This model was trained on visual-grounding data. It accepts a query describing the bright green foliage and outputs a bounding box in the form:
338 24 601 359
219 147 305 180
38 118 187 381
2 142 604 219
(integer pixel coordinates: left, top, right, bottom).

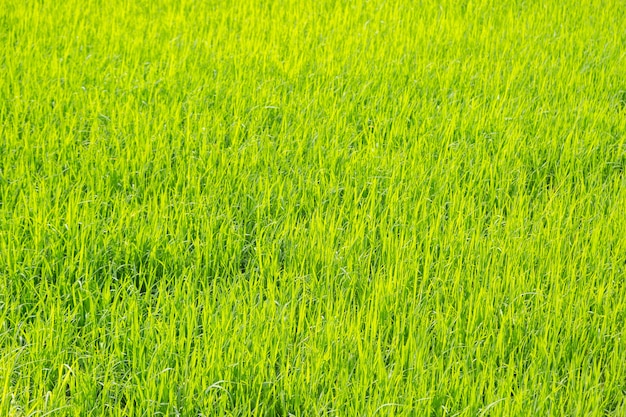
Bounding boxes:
1 0 626 415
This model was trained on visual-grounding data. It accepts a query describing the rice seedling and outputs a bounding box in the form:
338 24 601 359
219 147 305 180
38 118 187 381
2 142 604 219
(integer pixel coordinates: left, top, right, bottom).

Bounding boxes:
1 0 625 415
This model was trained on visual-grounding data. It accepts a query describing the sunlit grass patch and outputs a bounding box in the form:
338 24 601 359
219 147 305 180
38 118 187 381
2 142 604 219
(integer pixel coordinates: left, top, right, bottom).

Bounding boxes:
1 0 626 415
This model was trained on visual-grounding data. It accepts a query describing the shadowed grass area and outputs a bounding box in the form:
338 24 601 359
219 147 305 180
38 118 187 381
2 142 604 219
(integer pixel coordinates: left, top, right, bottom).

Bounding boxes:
1 0 626 415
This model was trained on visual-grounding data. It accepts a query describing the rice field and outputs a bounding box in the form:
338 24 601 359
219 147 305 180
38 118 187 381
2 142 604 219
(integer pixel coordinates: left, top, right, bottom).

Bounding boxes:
1 0 626 415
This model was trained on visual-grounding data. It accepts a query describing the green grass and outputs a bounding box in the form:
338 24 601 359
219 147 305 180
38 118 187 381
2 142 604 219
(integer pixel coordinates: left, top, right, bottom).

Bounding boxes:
1 0 626 415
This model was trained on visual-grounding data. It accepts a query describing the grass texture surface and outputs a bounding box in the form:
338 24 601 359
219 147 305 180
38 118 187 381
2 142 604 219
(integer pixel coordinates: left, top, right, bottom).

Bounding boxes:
1 0 626 415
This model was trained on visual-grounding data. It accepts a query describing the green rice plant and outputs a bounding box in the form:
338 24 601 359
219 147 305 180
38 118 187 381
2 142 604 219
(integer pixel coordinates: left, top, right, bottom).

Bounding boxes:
1 0 625 415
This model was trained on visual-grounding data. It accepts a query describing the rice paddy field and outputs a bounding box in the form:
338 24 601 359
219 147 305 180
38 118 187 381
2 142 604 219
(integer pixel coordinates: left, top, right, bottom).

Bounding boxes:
1 0 626 415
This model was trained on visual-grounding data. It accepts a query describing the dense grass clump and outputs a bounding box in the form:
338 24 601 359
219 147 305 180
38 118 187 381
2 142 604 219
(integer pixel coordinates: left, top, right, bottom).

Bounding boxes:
1 0 626 415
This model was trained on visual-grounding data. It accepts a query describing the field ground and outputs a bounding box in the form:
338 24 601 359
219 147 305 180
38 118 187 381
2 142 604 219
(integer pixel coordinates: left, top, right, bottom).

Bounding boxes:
1 0 626 415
